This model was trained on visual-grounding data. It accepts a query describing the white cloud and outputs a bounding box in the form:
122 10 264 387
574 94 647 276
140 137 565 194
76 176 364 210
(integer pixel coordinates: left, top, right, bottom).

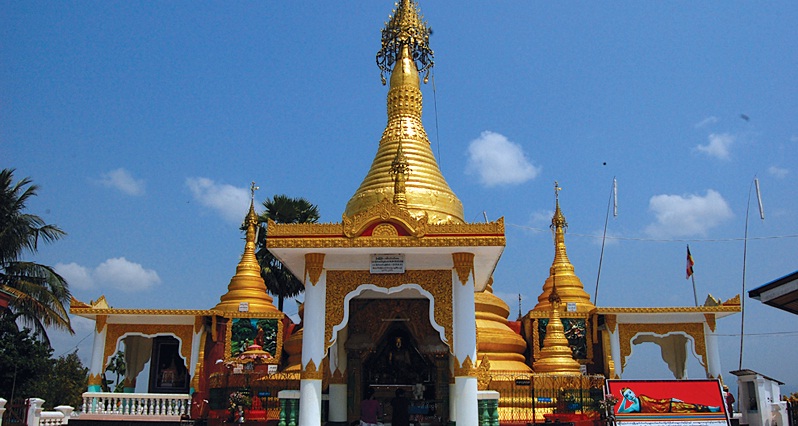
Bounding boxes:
694 116 719 128
768 166 789 178
645 190 733 238
466 131 541 187
186 177 250 223
54 262 95 290
99 168 145 196
696 133 734 160
55 258 161 293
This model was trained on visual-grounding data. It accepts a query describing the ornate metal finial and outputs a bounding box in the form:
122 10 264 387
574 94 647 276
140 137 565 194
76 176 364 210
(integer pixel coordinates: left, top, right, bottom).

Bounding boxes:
390 142 411 207
376 0 434 85
250 181 260 203
551 181 567 232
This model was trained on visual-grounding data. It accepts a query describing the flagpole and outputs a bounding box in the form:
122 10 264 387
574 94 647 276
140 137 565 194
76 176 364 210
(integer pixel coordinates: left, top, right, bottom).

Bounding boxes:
687 244 698 306
691 271 698 307
593 177 616 305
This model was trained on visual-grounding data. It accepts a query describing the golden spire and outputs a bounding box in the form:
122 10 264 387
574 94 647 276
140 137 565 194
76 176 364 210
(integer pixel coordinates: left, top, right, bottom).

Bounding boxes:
344 0 465 224
534 182 595 312
214 183 280 314
533 279 582 374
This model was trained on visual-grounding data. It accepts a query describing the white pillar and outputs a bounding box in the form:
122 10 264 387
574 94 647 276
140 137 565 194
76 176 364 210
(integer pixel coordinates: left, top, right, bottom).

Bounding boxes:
703 322 721 379
26 398 44 426
607 325 622 379
88 319 108 391
328 327 348 424
0 398 7 426
299 253 326 426
452 253 478 426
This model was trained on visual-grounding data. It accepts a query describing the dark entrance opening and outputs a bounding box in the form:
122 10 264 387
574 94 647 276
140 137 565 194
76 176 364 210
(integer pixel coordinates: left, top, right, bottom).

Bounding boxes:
148 335 189 393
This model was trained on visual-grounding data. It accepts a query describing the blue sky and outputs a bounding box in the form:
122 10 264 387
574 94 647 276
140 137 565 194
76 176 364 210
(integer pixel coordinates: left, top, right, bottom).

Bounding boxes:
3 2 797 395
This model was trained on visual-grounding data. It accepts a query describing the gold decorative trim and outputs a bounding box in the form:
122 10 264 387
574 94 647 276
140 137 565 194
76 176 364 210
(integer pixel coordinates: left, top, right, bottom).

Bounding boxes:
704 314 716 332
619 322 707 371
268 215 505 238
88 373 103 387
597 305 740 314
301 359 323 381
329 367 346 384
105 323 194 368
605 314 617 333
372 223 400 237
342 199 427 238
326 270 453 353
723 294 741 306
453 355 475 377
269 235 505 249
452 252 474 285
531 319 540 361
476 355 492 390
96 315 107 333
305 253 325 285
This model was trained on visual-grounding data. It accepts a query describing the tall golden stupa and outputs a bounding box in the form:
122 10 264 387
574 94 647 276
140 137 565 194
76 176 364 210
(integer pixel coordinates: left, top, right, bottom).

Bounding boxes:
344 0 464 225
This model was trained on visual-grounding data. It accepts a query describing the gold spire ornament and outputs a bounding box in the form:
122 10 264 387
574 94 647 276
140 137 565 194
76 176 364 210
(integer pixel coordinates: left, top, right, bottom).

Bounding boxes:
214 184 280 314
345 0 464 224
534 182 595 312
376 0 434 85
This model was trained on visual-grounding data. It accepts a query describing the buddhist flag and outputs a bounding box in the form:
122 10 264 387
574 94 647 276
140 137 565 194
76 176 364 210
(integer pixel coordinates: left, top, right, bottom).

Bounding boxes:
686 245 695 279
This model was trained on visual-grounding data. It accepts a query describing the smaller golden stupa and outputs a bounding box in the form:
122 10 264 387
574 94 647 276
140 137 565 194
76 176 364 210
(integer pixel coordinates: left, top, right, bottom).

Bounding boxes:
213 185 280 314
533 279 582 374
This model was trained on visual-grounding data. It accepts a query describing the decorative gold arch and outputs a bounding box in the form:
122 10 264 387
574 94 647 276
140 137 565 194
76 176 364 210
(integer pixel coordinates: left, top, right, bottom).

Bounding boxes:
325 269 453 353
104 323 194 367
618 322 707 371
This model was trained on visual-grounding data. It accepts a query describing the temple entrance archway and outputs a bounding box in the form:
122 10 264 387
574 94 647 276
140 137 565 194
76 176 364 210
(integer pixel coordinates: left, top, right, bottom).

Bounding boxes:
343 297 450 424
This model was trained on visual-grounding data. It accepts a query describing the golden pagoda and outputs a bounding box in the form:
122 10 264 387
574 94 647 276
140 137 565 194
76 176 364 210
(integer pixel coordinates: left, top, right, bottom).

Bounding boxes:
213 186 280 315
344 0 464 224
534 182 595 313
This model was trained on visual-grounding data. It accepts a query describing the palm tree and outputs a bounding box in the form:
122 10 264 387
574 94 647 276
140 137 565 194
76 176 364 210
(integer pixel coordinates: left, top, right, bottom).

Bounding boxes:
0 168 72 345
255 195 320 312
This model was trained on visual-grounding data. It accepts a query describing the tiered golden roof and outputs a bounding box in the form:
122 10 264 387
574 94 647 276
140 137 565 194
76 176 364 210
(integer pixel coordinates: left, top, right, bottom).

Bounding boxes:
344 0 464 225
213 199 281 314
475 277 531 372
534 183 595 312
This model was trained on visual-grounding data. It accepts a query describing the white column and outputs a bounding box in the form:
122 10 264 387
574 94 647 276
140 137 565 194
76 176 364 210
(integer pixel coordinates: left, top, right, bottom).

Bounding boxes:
703 321 721 379
26 398 44 426
88 318 108 391
299 253 326 426
608 326 622 379
328 327 348 425
190 322 203 394
452 253 478 426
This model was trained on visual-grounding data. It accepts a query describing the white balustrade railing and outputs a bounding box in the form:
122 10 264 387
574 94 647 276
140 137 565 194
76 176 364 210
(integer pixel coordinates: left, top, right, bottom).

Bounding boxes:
25 399 74 426
80 392 190 420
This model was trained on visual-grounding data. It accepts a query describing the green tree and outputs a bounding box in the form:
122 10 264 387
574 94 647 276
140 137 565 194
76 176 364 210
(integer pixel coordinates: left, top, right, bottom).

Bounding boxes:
255 195 320 312
104 350 126 393
29 351 89 409
0 311 53 400
0 169 72 344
